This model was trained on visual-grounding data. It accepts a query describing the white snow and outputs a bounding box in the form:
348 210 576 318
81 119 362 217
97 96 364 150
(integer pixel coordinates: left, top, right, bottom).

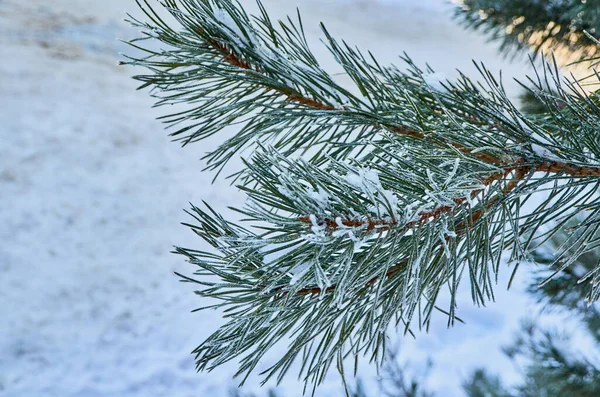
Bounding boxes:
214 7 257 48
346 167 401 218
275 183 295 200
2 0 594 396
305 186 330 209
501 108 562 161
532 143 562 161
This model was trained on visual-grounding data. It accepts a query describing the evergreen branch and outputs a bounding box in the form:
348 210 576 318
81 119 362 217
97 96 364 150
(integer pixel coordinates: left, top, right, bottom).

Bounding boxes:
125 0 600 391
137 4 600 176
170 145 600 386
126 0 600 176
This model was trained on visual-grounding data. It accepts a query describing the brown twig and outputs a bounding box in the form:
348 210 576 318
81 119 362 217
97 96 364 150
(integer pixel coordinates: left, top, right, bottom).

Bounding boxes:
203 30 600 177
208 38 336 110
298 165 522 233
297 157 597 244
293 261 408 296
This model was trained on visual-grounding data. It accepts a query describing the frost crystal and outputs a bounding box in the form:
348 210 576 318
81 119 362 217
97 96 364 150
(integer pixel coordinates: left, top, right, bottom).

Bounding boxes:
331 216 367 250
345 168 381 190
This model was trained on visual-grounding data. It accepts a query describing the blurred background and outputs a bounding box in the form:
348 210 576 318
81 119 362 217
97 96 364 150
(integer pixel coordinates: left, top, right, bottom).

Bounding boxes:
0 0 592 396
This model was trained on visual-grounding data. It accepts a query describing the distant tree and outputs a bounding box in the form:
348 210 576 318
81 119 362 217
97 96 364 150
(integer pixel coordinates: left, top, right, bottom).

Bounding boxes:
462 215 600 397
455 0 600 61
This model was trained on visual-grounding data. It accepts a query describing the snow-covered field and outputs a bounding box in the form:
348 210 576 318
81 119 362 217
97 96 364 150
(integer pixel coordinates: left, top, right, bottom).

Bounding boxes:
0 0 584 396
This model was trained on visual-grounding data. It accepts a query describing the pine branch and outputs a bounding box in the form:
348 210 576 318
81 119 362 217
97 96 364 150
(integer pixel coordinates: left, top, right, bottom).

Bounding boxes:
125 0 600 391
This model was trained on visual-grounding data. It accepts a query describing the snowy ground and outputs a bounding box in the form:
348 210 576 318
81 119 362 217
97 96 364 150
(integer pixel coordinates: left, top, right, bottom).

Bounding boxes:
0 1 587 396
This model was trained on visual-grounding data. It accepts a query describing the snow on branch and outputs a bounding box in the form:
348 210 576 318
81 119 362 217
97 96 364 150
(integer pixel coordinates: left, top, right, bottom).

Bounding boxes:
126 0 600 391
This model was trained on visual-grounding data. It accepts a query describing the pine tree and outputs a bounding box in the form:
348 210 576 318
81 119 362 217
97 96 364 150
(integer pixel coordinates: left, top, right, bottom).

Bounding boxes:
454 0 600 61
462 215 600 396
123 0 600 392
